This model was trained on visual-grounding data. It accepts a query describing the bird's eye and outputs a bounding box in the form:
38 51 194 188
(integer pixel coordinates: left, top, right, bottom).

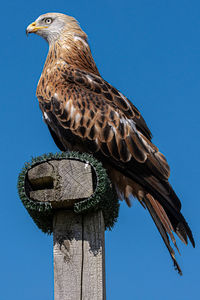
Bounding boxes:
45 18 52 25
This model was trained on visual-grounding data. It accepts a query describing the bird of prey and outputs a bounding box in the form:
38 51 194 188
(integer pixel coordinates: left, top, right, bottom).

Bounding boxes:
26 12 195 274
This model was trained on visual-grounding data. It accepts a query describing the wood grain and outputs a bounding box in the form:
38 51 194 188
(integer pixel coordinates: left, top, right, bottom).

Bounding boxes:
53 210 83 300
28 159 93 208
53 210 106 300
82 210 106 300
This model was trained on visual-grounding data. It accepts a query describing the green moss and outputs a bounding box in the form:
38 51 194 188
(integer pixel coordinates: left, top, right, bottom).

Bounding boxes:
17 152 119 233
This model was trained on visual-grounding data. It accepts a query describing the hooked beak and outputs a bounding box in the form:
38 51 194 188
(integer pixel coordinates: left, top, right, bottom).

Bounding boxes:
26 21 47 36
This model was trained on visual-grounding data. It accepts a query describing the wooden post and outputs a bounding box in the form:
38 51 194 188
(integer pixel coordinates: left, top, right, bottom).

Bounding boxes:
27 159 106 300
53 210 105 300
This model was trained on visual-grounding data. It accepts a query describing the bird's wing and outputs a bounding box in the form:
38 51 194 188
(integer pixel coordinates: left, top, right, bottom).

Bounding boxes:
37 64 169 179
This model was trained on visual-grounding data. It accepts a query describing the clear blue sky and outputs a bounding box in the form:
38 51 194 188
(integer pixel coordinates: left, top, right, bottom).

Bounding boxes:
1 0 199 299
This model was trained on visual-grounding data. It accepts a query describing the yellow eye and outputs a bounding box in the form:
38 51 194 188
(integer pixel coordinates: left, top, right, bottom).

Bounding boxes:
45 18 52 25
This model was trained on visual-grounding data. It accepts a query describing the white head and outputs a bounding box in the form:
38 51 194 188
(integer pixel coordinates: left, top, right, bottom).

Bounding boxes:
26 13 86 45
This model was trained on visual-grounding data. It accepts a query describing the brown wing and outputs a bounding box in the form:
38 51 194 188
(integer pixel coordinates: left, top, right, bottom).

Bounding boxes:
37 64 169 177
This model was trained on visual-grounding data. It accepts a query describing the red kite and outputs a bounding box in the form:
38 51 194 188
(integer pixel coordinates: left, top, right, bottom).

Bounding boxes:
26 13 195 274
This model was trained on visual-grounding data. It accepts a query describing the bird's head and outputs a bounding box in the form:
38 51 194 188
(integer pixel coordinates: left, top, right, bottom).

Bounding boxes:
26 13 86 45
26 12 99 74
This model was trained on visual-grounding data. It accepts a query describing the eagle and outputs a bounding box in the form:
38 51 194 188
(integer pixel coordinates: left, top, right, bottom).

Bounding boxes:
26 12 195 274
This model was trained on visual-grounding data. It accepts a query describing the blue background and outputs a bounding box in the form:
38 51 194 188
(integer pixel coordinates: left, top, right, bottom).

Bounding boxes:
1 0 199 299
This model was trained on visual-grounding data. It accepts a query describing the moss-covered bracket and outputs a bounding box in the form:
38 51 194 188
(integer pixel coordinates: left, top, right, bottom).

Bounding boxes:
18 151 119 233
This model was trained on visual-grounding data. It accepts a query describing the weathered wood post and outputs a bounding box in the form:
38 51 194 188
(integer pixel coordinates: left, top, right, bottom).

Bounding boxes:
18 152 119 300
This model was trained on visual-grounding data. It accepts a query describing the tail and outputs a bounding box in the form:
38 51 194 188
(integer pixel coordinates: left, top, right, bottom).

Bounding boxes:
105 164 195 274
142 193 195 275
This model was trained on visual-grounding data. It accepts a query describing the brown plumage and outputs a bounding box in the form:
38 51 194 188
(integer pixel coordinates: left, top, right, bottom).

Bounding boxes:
26 12 195 274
